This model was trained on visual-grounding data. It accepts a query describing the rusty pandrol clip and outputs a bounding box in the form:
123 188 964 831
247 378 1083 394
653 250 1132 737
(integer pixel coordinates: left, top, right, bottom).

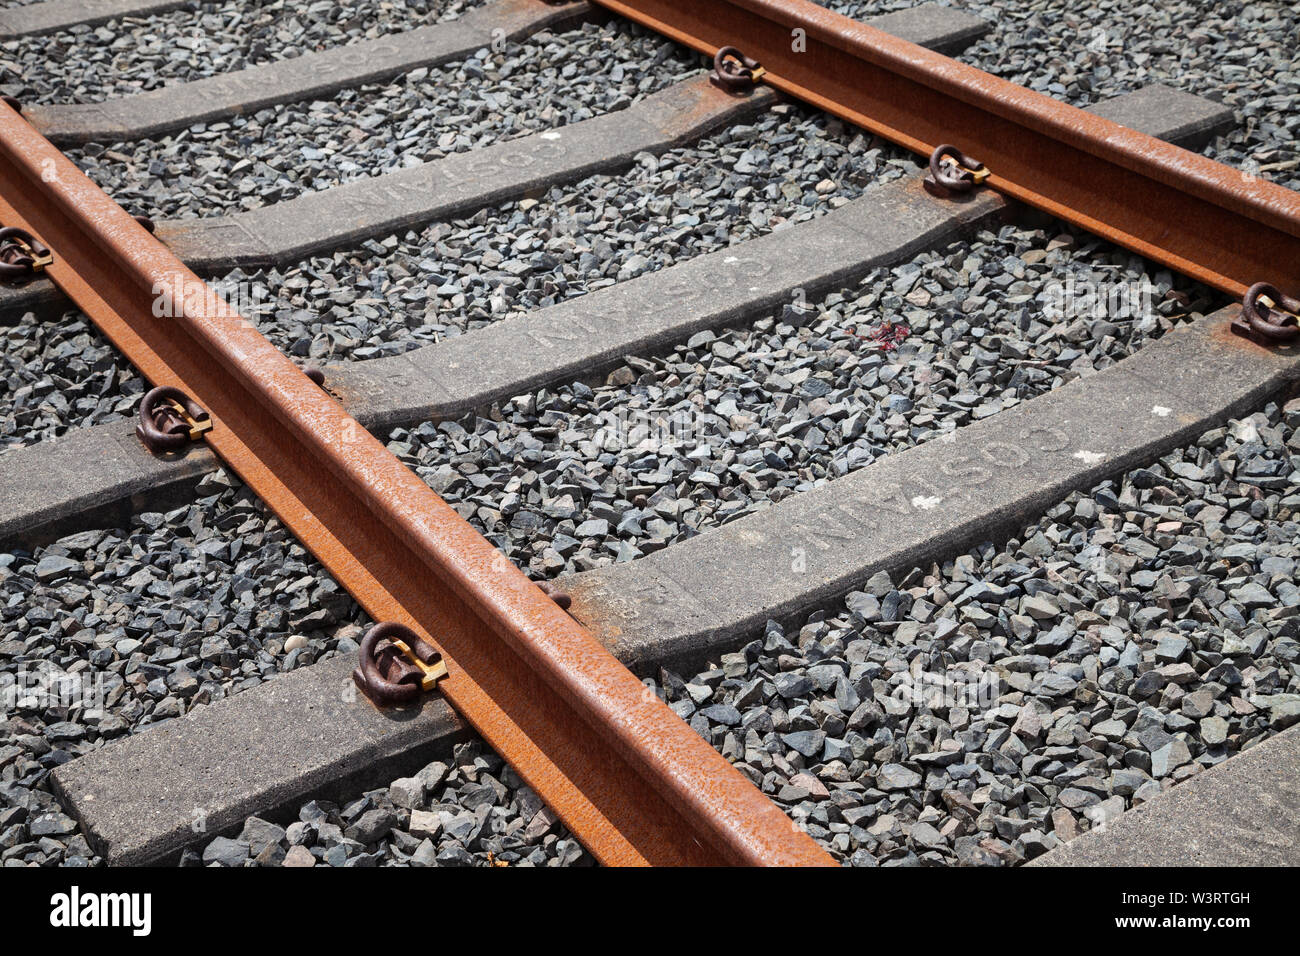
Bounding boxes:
353 622 448 707
925 144 990 196
711 46 766 93
0 225 52 281
136 385 213 454
1232 282 1300 346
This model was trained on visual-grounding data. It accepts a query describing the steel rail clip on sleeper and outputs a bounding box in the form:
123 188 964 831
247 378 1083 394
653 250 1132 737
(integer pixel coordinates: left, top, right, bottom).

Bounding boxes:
354 622 449 707
135 385 212 454
925 144 989 196
1234 282 1300 346
0 92 833 867
0 224 51 280
710 45 766 93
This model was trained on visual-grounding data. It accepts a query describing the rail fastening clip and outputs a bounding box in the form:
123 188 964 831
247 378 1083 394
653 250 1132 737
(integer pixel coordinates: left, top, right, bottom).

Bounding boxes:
925 144 990 196
353 622 448 707
1233 281 1300 346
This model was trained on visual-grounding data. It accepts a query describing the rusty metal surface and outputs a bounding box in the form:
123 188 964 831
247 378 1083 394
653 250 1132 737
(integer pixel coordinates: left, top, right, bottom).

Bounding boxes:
590 0 1300 299
0 104 833 866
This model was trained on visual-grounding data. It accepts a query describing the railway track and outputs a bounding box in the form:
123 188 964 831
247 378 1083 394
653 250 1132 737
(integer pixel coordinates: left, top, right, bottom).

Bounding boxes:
0 0 1297 869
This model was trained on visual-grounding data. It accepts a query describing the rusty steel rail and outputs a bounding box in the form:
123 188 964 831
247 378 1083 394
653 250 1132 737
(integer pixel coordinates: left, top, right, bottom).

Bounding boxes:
592 0 1300 300
0 104 833 867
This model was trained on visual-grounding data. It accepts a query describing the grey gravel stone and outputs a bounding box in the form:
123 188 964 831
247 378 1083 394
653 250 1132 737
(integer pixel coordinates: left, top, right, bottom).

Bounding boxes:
345 806 395 842
877 764 922 791
239 816 286 856
283 844 315 867
202 835 249 868
1200 716 1229 747
32 554 81 582
388 776 425 810
1151 740 1192 778
28 811 77 837
1262 695 1300 730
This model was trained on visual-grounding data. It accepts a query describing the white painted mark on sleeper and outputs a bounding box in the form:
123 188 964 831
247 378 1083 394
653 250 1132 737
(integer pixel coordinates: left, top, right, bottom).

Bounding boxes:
911 495 943 510
1073 450 1106 464
1151 405 1171 417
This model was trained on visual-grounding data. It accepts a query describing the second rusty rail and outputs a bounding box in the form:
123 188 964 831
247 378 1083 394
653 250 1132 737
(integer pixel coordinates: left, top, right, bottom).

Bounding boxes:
594 0 1300 302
